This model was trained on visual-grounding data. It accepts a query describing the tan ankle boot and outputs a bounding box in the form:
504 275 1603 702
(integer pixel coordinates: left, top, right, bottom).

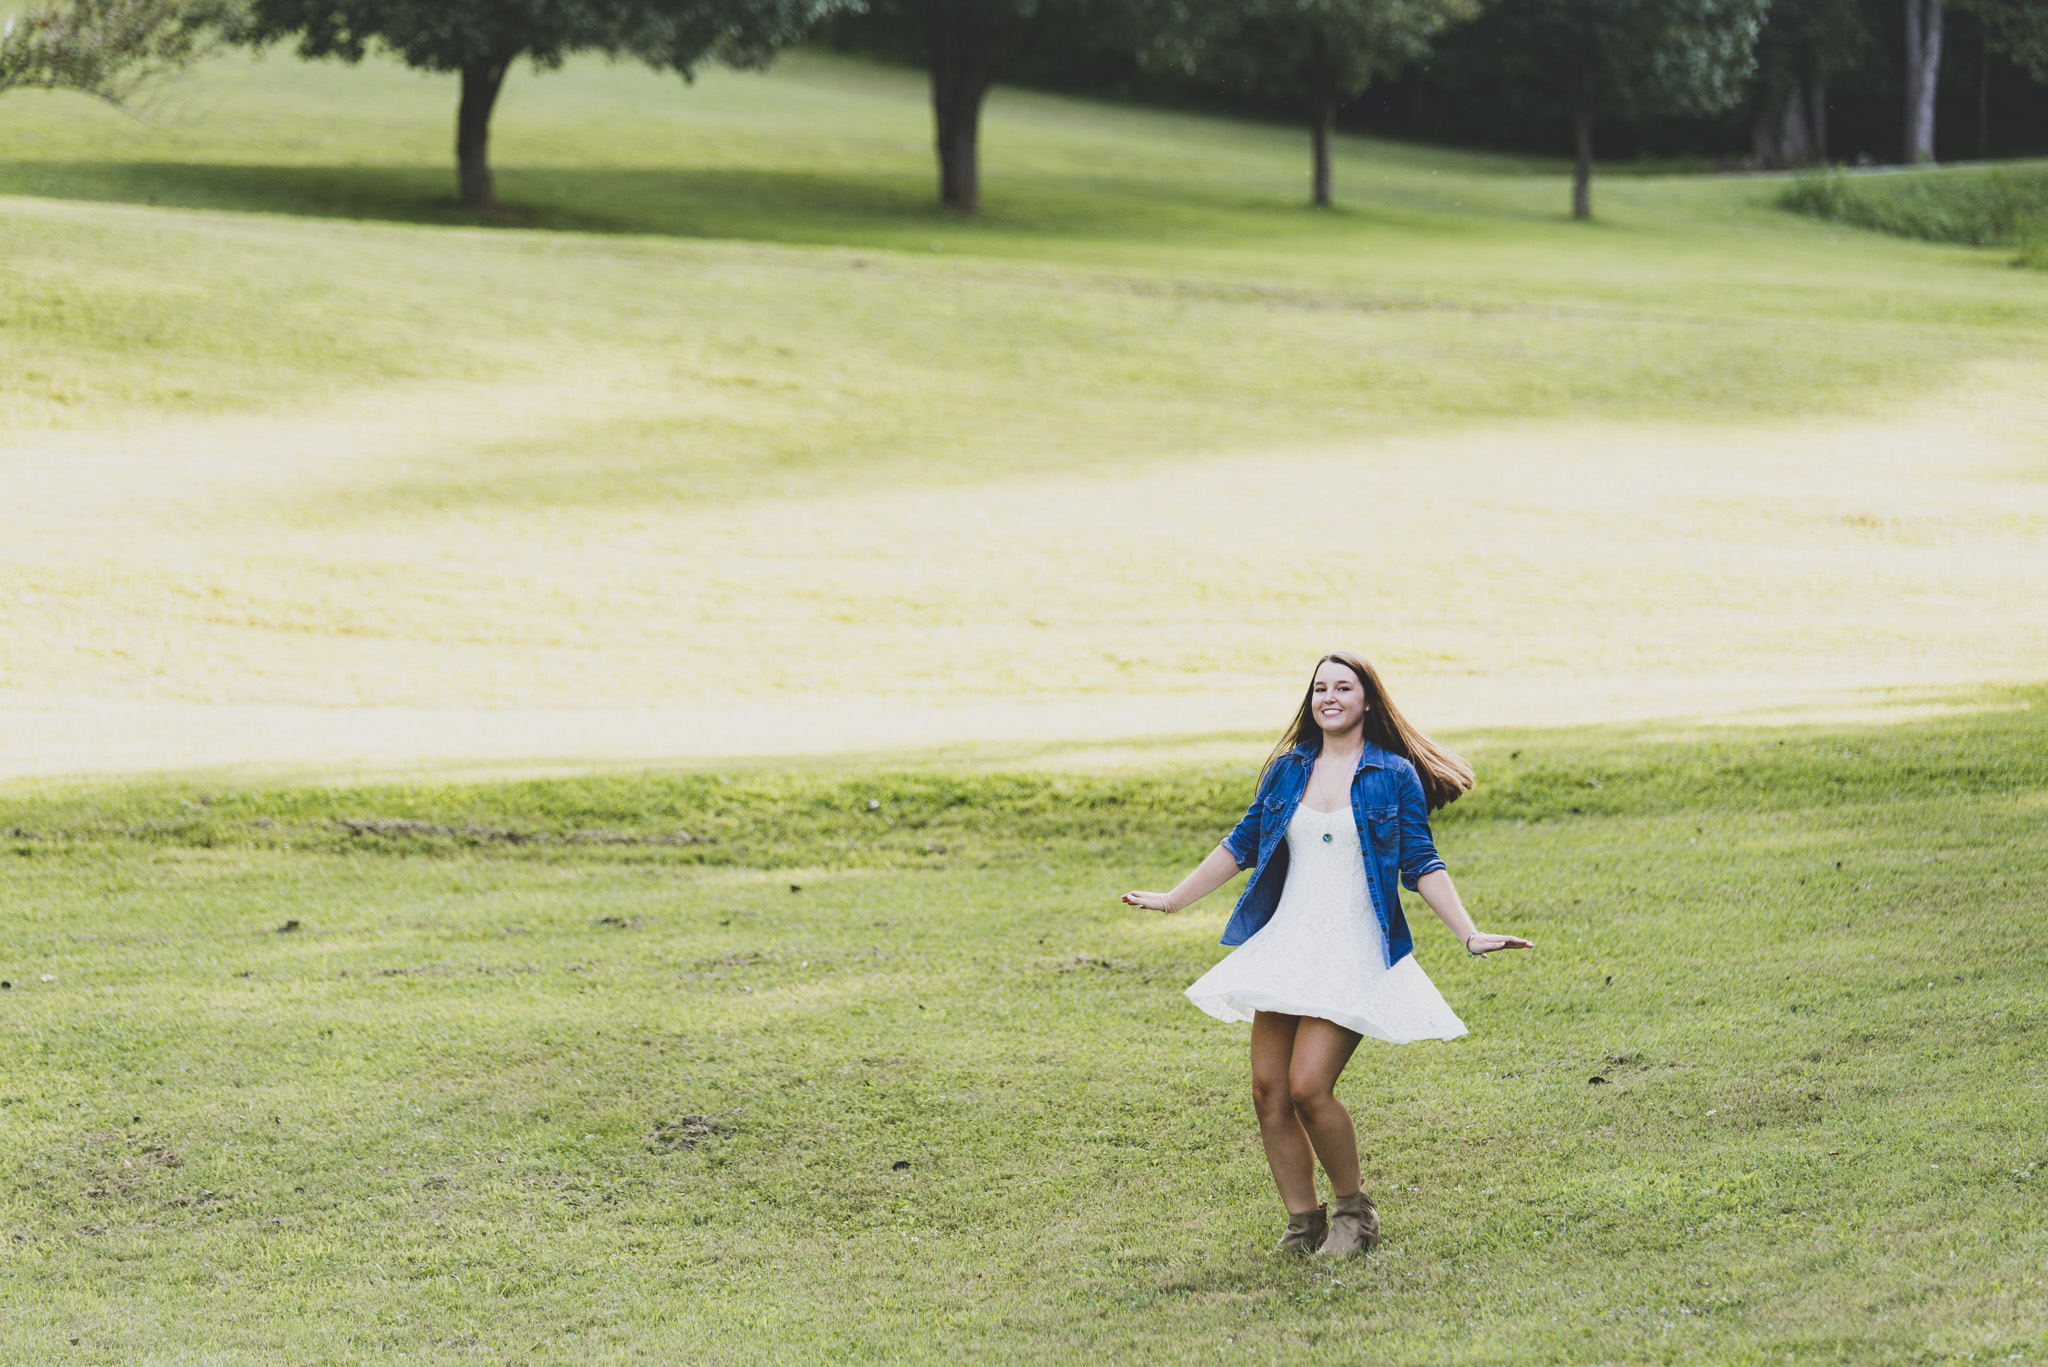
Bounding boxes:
1317 1190 1379 1256
1273 1204 1328 1253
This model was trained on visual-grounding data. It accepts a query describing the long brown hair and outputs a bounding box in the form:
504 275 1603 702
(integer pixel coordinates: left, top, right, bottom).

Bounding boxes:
1263 652 1474 810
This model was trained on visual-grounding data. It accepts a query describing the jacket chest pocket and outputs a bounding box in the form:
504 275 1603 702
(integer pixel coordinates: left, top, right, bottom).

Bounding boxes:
1364 808 1399 864
1259 795 1288 852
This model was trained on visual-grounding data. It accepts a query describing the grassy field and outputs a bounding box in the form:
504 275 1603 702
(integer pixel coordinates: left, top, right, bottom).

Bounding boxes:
2 51 2047 777
1 46 2045 1364
2 693 2044 1362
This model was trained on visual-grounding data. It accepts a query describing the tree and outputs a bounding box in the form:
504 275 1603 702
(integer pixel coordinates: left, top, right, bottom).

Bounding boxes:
1177 0 1480 207
1903 0 1942 160
830 0 1132 212
1950 0 2048 155
1749 0 1880 166
1474 0 1764 218
1970 0 2048 74
0 0 235 107
237 1 834 208
1959 0 2048 75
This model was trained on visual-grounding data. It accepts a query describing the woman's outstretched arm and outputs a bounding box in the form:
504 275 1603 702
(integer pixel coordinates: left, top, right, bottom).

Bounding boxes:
1414 869 1532 956
1122 844 1244 914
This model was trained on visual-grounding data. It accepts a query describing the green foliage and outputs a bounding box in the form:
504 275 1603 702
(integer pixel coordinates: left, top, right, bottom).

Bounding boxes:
236 0 835 74
1751 0 1880 87
235 0 841 204
1475 0 1766 120
0 0 236 103
1166 0 1480 104
830 0 1133 79
1964 0 2048 83
2 699 2045 1358
1782 165 2048 260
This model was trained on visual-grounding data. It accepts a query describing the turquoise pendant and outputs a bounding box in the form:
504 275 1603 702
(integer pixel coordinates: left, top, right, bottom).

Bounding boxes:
1322 832 1333 842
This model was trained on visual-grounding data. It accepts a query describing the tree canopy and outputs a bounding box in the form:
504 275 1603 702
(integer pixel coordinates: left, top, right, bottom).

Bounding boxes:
238 0 836 205
1 0 235 105
1966 0 2048 82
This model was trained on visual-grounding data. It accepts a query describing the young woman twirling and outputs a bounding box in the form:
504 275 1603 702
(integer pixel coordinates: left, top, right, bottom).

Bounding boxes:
1122 653 1531 1256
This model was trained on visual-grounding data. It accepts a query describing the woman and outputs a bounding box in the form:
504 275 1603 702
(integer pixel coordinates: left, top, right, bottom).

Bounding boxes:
1122 653 1530 1256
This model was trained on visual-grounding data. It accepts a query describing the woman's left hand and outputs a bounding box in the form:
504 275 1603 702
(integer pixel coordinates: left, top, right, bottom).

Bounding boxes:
1121 891 1177 913
1464 932 1533 955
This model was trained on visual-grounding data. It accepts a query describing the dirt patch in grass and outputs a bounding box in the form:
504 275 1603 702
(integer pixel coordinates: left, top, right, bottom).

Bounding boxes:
649 1116 728 1153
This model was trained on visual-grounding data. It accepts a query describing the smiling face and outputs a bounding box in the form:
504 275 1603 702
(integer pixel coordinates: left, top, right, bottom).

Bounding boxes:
1309 659 1369 740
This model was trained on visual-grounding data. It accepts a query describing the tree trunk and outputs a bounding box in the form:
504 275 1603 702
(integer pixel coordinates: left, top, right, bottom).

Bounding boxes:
1978 33 1990 159
929 8 989 212
1806 78 1828 163
1572 106 1594 220
1903 0 1943 164
457 58 510 209
1753 102 1782 167
1311 95 1335 208
1781 90 1814 165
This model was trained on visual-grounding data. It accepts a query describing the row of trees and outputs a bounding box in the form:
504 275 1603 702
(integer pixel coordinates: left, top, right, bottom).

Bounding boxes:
837 0 1774 218
1389 0 2048 168
7 0 2047 220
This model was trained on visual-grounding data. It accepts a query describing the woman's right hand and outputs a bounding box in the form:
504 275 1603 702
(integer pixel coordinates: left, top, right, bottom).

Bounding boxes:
1121 891 1177 913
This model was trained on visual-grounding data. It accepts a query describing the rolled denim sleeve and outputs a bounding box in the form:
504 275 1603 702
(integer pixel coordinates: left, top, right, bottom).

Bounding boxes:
1396 764 1447 891
1222 791 1264 870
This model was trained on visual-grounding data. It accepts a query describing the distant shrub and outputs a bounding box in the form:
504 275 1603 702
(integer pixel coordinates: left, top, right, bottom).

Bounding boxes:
1780 166 2048 264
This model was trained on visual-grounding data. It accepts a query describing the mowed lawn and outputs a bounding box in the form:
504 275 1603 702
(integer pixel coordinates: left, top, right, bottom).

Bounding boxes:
3 52 2048 777
3 696 2045 1363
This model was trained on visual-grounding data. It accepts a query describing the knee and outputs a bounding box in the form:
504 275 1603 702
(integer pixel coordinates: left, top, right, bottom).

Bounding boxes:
1289 1078 1336 1117
1251 1075 1293 1122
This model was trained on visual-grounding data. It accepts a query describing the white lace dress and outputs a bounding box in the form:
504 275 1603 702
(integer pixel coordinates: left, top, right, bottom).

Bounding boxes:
1185 803 1468 1043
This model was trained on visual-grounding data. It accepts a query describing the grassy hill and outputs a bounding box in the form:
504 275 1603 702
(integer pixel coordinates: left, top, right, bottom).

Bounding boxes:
2 50 2045 778
2 47 2043 448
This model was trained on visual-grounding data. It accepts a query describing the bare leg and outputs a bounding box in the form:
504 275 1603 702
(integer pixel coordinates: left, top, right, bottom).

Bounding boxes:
1287 1017 1364 1197
1250 1011 1320 1213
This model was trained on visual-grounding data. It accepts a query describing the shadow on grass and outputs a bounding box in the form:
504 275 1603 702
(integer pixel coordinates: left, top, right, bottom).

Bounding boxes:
0 159 1462 251
0 160 930 236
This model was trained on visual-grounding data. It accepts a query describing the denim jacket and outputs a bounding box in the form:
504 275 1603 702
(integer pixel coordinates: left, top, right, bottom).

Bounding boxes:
1219 740 1448 967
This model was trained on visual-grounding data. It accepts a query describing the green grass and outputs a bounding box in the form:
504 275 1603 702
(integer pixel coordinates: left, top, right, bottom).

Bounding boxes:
1 48 2044 442
2 693 2044 1361
1781 164 2048 263
2 50 2046 1361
